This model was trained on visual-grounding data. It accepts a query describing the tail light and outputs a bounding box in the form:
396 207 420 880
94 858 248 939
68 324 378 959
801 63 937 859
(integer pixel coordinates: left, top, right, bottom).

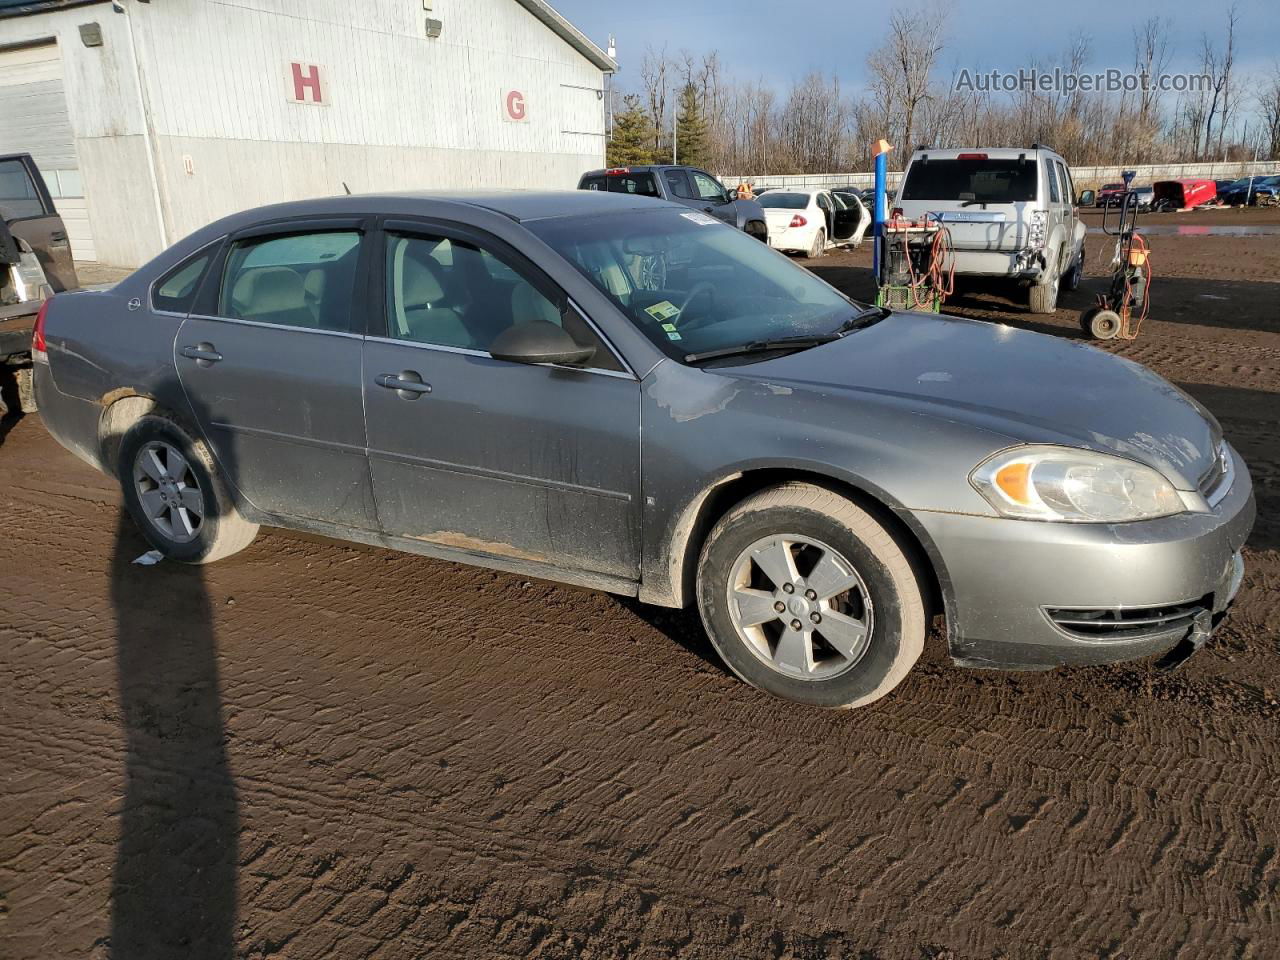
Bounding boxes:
1028 210 1047 249
32 297 50 360
789 215 807 228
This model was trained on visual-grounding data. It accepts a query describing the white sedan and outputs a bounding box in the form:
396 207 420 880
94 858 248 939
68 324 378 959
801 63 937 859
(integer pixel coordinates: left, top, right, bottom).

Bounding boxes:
759 189 869 258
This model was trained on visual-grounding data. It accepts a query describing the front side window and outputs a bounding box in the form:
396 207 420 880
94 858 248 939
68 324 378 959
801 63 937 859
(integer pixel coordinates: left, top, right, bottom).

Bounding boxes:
219 230 360 332
384 231 623 370
690 171 726 202
901 158 1038 203
0 159 45 220
529 209 858 362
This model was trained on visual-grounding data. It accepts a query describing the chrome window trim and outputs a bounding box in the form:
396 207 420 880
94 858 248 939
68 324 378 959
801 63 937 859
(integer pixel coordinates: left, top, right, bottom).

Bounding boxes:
184 313 365 340
363 332 636 381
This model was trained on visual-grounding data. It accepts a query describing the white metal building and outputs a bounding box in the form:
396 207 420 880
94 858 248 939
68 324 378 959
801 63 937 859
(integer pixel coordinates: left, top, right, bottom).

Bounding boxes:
0 0 615 267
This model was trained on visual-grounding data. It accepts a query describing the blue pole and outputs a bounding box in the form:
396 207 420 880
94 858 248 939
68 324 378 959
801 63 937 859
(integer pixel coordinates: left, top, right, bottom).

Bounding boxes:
872 143 889 281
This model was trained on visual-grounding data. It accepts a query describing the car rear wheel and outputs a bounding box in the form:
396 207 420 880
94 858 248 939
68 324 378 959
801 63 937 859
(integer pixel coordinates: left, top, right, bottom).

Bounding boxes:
696 483 926 709
117 414 259 564
1028 254 1062 313
808 229 826 259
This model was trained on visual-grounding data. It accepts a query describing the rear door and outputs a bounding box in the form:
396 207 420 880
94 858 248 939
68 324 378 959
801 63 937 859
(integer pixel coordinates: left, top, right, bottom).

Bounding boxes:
0 153 76 292
896 153 1039 252
362 219 642 580
175 218 376 527
831 193 861 243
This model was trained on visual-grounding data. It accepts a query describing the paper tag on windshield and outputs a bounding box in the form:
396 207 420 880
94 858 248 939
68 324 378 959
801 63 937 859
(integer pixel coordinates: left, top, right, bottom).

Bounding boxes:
680 212 718 226
645 301 680 322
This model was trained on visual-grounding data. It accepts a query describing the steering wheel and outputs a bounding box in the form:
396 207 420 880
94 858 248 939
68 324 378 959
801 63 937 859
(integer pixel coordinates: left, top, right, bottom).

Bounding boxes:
674 282 717 329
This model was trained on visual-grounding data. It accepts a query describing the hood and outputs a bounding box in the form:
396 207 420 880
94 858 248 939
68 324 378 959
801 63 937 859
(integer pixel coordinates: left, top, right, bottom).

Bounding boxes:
729 312 1221 489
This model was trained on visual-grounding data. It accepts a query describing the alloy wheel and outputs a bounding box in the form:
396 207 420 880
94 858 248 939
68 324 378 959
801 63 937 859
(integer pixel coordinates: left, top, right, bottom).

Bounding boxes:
133 440 205 543
726 534 874 681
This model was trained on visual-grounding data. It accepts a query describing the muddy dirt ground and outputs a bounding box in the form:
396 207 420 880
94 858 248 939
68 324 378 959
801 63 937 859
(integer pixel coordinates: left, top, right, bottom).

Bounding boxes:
2 219 1278 959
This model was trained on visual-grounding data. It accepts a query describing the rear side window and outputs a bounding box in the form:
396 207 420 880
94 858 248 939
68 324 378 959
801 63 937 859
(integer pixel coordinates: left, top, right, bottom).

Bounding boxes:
664 169 695 199
901 158 1038 203
1055 162 1073 206
219 230 360 332
153 249 213 313
1044 160 1060 203
0 158 45 220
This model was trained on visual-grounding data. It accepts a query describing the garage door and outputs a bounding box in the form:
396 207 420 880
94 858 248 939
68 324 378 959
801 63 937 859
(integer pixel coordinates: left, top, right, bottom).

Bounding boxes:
0 41 96 262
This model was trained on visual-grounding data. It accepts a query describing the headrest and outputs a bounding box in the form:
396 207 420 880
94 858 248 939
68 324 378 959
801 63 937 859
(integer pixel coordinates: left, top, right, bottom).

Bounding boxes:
232 267 305 316
401 253 445 308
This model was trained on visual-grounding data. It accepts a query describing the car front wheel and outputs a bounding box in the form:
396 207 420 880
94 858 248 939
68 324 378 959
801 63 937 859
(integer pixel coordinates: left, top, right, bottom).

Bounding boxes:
696 483 926 709
117 414 259 564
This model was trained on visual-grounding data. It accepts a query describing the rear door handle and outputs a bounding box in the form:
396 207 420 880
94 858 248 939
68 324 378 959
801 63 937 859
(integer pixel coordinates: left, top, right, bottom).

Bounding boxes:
376 372 432 399
180 343 223 367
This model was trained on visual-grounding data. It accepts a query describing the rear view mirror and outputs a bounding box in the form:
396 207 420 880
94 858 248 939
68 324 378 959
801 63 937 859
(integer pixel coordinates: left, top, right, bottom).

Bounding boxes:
489 321 595 367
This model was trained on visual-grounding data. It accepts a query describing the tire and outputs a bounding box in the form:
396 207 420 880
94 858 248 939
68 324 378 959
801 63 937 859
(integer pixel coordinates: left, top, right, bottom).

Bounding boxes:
696 482 926 709
808 229 826 259
1086 308 1122 340
1063 250 1083 292
1028 263 1060 314
16 366 36 413
117 414 259 564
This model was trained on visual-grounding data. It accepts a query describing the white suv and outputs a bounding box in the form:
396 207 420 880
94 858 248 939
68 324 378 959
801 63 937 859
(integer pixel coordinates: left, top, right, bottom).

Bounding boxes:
892 146 1085 313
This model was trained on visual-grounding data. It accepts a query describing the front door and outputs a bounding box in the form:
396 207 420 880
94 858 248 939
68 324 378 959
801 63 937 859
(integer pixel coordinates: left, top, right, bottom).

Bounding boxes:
362 221 642 580
688 169 737 225
0 154 76 291
175 221 376 528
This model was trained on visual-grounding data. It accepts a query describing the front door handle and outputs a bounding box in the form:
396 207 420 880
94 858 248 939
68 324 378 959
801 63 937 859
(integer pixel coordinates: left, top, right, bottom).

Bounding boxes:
180 343 223 367
376 371 432 399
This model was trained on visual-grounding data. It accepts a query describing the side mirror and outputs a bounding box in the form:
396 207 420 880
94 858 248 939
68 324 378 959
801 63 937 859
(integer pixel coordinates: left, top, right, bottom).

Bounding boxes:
489 320 595 367
1079 190 1095 206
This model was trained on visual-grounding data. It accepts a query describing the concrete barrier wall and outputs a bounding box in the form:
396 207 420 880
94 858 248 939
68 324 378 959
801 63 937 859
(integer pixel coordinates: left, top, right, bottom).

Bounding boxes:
725 160 1278 193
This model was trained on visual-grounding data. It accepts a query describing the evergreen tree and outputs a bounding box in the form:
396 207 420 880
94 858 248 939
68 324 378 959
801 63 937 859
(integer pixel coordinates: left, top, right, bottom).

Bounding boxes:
675 82 711 169
606 95 655 167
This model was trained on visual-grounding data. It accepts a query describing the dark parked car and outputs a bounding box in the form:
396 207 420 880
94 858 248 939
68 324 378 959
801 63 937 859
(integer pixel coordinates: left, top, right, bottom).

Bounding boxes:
579 165 768 241
1220 175 1280 206
34 191 1254 708
1 152 79 413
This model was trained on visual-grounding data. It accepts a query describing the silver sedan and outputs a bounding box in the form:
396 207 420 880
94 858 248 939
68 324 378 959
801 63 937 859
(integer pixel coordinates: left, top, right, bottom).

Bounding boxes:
32 191 1254 708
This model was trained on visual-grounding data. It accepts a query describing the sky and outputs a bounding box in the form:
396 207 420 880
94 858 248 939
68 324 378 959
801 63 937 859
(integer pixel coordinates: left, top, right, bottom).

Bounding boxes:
552 0 1273 127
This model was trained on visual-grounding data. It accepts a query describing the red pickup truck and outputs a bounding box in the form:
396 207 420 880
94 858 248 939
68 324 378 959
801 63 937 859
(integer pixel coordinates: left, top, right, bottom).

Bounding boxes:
1 153 79 414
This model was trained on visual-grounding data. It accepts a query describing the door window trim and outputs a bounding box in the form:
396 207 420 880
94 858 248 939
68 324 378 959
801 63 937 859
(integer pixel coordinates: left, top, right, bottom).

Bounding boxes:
194 215 372 335
374 217 636 379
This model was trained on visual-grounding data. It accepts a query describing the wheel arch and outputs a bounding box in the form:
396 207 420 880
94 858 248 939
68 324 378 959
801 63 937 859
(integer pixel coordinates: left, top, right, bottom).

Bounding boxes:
648 466 954 642
97 390 192 474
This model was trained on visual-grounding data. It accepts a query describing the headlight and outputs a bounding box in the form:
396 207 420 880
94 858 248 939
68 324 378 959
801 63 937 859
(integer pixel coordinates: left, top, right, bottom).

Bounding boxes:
970 445 1184 523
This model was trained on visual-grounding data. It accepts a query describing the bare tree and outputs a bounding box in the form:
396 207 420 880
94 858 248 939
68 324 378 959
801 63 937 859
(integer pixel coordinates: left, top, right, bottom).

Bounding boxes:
866 3 946 152
1260 63 1280 160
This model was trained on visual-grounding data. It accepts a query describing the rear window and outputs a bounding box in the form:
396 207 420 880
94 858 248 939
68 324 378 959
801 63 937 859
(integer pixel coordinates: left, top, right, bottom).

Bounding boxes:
584 173 659 197
758 193 809 209
901 158 1038 203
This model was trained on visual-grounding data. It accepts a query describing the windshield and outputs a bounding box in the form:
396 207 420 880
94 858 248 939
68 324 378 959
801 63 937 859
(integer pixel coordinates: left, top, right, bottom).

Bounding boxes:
528 209 859 362
901 158 1038 203
758 193 809 209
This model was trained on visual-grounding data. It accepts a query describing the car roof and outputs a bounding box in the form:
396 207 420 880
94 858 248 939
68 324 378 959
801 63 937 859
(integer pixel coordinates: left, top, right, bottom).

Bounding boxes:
205 189 683 230
581 165 702 175
907 146 1061 160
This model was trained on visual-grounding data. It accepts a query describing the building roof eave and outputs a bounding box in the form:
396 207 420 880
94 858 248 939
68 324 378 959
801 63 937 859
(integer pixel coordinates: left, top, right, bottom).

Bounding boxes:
512 0 616 74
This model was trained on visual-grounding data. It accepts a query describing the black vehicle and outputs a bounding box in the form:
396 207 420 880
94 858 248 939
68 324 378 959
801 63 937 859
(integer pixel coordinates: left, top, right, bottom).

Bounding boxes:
1 153 79 414
578 165 768 241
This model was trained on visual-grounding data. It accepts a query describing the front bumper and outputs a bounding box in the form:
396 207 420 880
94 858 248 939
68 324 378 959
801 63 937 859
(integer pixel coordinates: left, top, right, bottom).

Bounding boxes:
913 448 1256 670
